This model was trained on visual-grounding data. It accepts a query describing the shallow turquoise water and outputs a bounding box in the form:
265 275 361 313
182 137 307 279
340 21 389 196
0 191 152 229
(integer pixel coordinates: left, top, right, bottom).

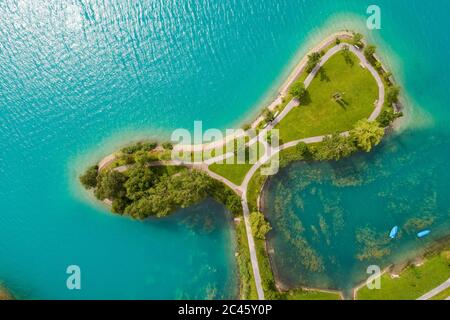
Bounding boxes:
0 0 449 298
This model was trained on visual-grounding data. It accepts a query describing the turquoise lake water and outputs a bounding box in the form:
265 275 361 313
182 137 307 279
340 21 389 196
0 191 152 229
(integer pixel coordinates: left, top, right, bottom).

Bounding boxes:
1 0 449 298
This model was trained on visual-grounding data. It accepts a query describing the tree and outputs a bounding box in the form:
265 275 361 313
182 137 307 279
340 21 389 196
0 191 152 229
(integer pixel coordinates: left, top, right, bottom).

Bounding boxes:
162 142 173 150
289 82 307 101
377 109 403 127
364 45 376 60
306 52 321 73
250 212 272 240
386 86 401 105
95 170 127 200
315 133 356 161
352 33 364 47
263 108 275 123
350 119 385 152
79 165 98 189
383 71 393 84
124 170 213 218
141 142 157 151
134 150 150 165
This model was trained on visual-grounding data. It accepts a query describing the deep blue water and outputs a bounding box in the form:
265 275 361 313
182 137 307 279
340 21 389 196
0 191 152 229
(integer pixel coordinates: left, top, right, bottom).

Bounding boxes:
0 0 449 298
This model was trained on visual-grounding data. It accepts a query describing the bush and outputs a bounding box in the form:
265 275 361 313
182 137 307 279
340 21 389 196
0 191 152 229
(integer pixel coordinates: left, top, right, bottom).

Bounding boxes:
79 165 99 189
364 45 377 64
263 108 275 123
162 142 173 150
314 134 356 161
377 109 403 127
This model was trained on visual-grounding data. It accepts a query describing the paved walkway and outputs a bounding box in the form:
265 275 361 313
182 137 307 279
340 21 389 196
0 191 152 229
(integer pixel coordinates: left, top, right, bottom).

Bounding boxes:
417 278 450 300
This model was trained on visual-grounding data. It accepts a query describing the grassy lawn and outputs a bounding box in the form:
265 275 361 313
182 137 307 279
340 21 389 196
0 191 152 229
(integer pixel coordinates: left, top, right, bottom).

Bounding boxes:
276 51 378 143
356 249 450 300
208 143 265 186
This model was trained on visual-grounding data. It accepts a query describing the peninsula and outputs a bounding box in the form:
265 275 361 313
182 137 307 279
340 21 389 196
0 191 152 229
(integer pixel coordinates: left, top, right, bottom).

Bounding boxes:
80 31 402 300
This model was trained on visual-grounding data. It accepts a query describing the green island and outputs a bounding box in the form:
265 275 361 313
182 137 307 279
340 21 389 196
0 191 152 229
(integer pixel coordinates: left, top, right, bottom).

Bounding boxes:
80 31 406 300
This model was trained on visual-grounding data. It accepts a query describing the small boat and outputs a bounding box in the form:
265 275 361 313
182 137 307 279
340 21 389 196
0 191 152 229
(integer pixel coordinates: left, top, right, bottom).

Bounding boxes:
389 226 399 239
417 230 431 238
